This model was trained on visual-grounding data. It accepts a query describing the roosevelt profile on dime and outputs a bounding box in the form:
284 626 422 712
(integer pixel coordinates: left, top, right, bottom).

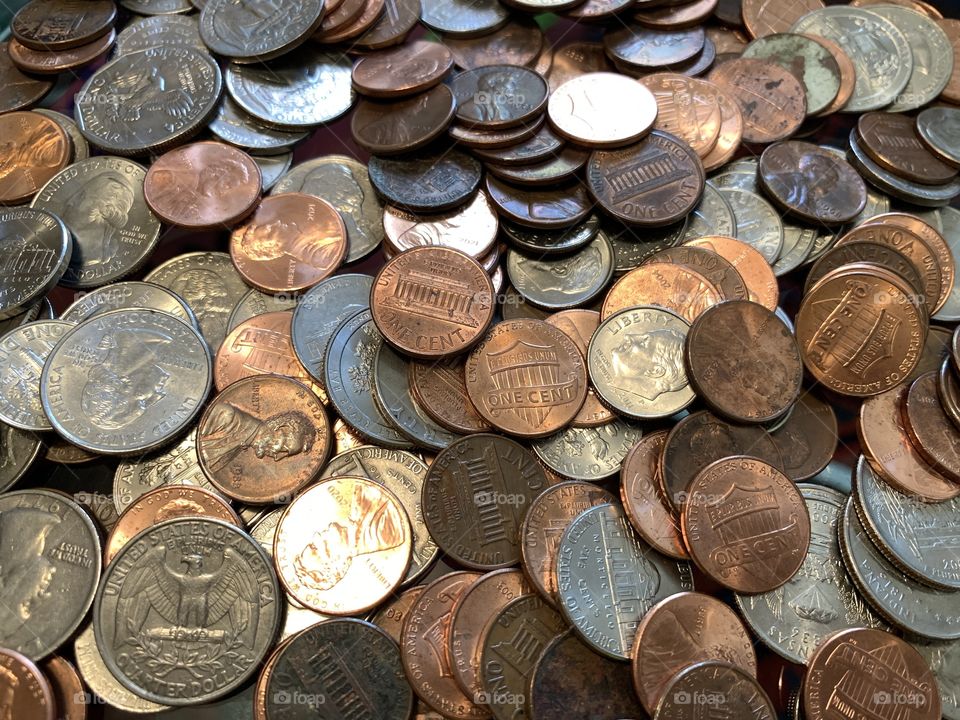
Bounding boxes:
611 326 687 402
198 400 315 471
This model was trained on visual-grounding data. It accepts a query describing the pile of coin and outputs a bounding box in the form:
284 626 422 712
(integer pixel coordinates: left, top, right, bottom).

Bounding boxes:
2 0 960 717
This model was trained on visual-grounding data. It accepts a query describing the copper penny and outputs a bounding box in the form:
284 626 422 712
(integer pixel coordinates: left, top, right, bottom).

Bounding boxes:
701 87 744 172
804 34 856 116
371 246 495 360
639 73 723 158
197 374 331 504
408 357 491 434
382 191 498 259
42 656 85 720
214 310 324 399
448 569 530 701
8 29 114 75
402 572 488 720
804 240 926 301
104 485 240 564
686 300 803 423
351 85 457 155
759 141 867 224
144 141 262 229
603 261 723 323
465 319 588 438
741 0 824 38
0 649 54 720
586 130 705 227
770 391 838 481
521 481 613 604
444 20 544 69
634 0 719 29
685 235 778 311
857 383 959 501
0 111 70 205
275 475 411 614
682 455 810 592
661 409 785 511
352 40 454 97
650 244 750 302
604 25 706 69
631 592 757 714
547 72 658 148
230 193 346 294
0 42 53 112
857 112 959 186
620 430 688 559
544 309 615 427
797 266 926 396
484 176 593 230
372 586 424 644
12 0 116 51
353 0 419 49
903 371 960 484
803 628 941 720
449 117 544 148
708 58 806 143
546 42 612 92
451 65 548 129
423 433 548 568
939 19 960 104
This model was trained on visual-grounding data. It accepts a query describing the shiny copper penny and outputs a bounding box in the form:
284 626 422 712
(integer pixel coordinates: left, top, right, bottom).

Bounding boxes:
685 236 778 311
701 87 744 172
402 572 488 720
544 309 615 427
465 319 588 438
651 245 750 302
681 455 810 592
797 266 925 396
383 191 498 259
586 130 705 227
741 0 824 38
708 58 806 144
0 649 54 720
803 628 941 720
631 592 757 714
639 73 723 158
352 40 454 97
352 85 457 155
371 246 495 360
857 112 959 186
144 141 261 229
770 391 838 481
230 193 346 294
603 261 723 324
620 430 688 559
484 176 593 230
197 374 331 504
104 485 240 564
903 371 960 484
275 475 412 614
857 383 959 501
759 141 867 224
41 656 85 720
686 300 803 423
8 29 114 75
0 111 70 205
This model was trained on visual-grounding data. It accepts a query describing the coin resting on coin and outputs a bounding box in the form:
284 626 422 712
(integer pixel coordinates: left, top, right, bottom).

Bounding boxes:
2 0 960 718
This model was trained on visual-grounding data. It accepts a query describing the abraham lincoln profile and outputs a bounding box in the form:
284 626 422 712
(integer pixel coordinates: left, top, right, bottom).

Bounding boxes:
294 482 405 591
236 215 343 270
610 327 688 402
199 401 315 472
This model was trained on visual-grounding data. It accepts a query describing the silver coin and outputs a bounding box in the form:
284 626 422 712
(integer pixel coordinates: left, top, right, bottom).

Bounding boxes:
320 445 439 585
226 48 354 128
772 224 818 276
840 496 960 641
609 221 687 274
60 281 197 328
31 157 161 289
114 14 204 55
208 95 309 152
791 7 913 112
917 106 960 168
682 182 736 242
200 0 324 61
0 320 72 430
604 25 705 69
226 287 297 332
735 484 887 666
75 45 222 155
933 207 960 323
420 0 510 36
120 0 194 13
910 638 960 720
252 151 292 191
0 207 71 320
556 503 694 660
34 109 89 161
717 187 784 263
532 418 643 481
94 517 281 705
144 251 250 352
0 422 41 493
742 33 841 117
506 232 614 310
40 308 212 455
0 301 44 339
0 489 102 660
271 155 384 263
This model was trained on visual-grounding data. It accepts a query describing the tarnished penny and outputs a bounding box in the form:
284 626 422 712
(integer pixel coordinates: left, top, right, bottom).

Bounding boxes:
409 357 491 434
903 371 960 484
484 176 592 230
383 191 498 259
858 112 958 186
0 42 52 113
544 309 615 427
353 42 452 97
144 141 261 229
632 592 756 714
275 476 410 615
452 65 548 129
656 662 776 719
685 235 779 311
368 150 482 213
638 73 722 158
197 374 331 504
708 58 806 143
742 32 841 116
0 112 71 206
682 456 810 592
8 30 115 75
352 85 457 155
604 25 706 69
770 392 838 481
547 72 658 148
741 0 824 38
371 246 495 360
444 20 543 69
805 240 925 304
12 0 116 51
0 649 54 720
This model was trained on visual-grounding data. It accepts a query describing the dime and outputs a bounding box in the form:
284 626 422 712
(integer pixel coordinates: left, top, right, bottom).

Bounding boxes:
0 42 52 112
543 309 614 426
684 235 778 311
716 188 784 262
741 0 823 37
485 147 588 187
683 183 736 241
506 233 613 310
450 117 544 148
655 662 776 719
368 150 482 213
0 112 70 206
353 40 453 97
41 309 211 455
904 371 960 483
840 497 960 641
209 96 307 153
197 374 330 504
253 153 292 192
0 649 54 720
742 32 840 116
265 618 413 720
0 208 70 319
0 320 71 431
452 65 548 129
533 418 642 481
917 106 960 169
479 594 566 720
121 0 193 13
588 306 695 420
465 319 588 437
557 503 694 659
12 0 115 51
587 130 705 226
114 13 204 54
144 251 250 352
423 433 547 569
42 655 86 720
857 112 958 186
854 456 960 590
95 517 280 705
371 246 494 360
76 46 221 155
803 628 940 720
682 456 810 592
420 0 508 36
75 624 169 714
769 391 838 481
547 72 657 147
200 0 323 61
384 191 498 260
604 25 705 69
708 58 806 143
632 592 756 714
409 356 492 433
